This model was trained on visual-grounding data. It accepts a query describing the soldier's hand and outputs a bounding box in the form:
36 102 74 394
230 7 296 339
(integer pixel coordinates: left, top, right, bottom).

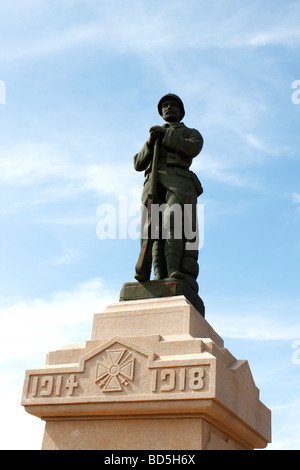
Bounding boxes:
147 126 166 147
150 125 166 135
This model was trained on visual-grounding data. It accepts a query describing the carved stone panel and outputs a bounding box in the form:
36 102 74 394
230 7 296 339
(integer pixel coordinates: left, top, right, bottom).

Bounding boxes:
22 336 212 406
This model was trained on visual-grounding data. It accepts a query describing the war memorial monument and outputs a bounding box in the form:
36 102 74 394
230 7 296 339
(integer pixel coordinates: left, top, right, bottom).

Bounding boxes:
22 94 271 450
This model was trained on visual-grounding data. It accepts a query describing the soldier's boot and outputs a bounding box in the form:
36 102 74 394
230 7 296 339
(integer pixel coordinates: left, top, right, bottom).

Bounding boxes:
152 240 167 280
165 238 184 280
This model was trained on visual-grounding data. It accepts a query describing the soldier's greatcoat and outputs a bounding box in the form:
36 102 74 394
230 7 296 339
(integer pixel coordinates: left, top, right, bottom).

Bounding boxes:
134 122 203 206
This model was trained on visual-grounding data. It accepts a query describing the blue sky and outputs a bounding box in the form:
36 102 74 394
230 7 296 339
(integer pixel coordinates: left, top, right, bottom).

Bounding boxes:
1 0 300 450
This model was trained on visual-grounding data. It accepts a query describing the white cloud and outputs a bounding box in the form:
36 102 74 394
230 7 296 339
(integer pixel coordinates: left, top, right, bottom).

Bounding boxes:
207 296 300 341
242 133 279 156
0 142 141 213
292 193 300 204
291 193 300 214
0 4 173 61
212 313 300 341
0 143 64 185
48 248 82 266
0 278 117 364
0 24 101 61
1 1 300 63
268 398 300 450
192 152 255 187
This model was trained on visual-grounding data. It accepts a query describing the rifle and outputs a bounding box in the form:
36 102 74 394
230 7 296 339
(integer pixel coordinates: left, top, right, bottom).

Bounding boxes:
134 138 160 281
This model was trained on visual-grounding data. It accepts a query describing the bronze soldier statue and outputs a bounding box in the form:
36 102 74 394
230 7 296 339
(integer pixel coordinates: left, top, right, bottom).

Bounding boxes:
134 94 203 293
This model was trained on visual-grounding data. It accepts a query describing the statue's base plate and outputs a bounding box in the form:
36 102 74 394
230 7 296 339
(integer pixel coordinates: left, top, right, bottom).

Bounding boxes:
119 279 205 317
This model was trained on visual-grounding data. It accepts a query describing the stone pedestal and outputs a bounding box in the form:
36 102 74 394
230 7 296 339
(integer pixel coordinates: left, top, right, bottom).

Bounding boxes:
22 296 271 450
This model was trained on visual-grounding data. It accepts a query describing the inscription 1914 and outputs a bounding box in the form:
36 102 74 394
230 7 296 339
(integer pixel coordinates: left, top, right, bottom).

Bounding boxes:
30 374 79 398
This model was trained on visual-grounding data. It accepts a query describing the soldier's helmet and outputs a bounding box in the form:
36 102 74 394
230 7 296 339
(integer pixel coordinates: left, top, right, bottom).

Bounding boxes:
157 93 185 121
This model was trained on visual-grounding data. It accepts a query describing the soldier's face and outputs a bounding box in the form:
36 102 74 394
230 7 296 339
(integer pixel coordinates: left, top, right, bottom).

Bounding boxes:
161 100 181 122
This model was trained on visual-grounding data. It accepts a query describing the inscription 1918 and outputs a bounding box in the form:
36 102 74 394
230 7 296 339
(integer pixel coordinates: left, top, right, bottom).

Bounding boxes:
151 367 205 393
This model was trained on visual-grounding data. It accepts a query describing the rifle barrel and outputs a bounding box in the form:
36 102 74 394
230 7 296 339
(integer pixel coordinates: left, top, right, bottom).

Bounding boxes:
150 139 160 199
